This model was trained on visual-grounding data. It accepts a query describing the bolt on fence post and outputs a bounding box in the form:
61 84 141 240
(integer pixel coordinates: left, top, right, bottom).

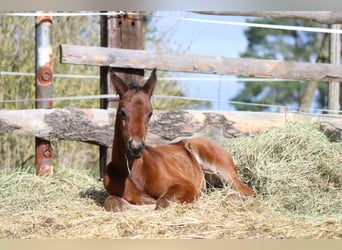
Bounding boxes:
35 11 53 176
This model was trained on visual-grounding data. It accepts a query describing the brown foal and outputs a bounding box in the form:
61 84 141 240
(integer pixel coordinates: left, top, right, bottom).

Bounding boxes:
103 69 255 212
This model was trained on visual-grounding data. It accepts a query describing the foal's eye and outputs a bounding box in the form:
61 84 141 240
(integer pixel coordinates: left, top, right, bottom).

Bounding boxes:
119 109 127 119
148 111 153 119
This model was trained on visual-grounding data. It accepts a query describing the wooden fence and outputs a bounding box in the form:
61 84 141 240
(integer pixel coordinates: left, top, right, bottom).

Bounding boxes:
0 11 341 176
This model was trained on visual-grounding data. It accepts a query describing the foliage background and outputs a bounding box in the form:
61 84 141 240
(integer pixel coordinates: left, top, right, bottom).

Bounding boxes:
232 18 342 111
0 14 208 175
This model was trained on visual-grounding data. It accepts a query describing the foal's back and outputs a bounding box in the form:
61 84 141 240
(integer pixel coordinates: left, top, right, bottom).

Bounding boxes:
145 137 254 196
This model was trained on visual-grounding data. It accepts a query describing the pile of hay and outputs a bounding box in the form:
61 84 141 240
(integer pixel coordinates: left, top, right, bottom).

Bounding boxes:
0 121 341 239
225 121 342 217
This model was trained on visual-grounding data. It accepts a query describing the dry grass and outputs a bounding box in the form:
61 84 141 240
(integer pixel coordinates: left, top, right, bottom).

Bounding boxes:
0 121 341 239
225 121 342 217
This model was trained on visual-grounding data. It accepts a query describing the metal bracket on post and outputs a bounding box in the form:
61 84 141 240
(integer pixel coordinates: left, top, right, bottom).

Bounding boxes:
35 11 53 176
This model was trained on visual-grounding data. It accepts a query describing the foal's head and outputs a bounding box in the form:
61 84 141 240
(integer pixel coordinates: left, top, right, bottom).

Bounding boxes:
111 69 157 159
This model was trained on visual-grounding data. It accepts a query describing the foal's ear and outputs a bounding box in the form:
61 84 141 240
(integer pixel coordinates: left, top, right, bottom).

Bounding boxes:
110 70 128 97
142 68 157 97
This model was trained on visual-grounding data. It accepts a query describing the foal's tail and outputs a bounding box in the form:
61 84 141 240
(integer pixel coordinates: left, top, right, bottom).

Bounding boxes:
183 137 255 196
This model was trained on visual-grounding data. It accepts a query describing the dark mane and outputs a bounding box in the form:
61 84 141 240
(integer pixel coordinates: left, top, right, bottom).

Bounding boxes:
129 81 140 93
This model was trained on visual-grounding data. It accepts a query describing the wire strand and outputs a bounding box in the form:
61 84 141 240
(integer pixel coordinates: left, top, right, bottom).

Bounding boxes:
2 11 341 34
1 94 341 115
178 17 342 34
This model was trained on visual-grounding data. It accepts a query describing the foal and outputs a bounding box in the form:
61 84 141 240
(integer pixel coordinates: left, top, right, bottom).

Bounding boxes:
103 69 255 212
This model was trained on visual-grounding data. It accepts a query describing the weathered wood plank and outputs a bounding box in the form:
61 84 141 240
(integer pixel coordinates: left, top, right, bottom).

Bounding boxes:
61 44 342 82
1 109 341 146
0 109 115 147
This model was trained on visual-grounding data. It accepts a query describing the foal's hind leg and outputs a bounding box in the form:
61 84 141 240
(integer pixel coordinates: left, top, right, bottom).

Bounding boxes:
155 182 199 210
183 138 255 196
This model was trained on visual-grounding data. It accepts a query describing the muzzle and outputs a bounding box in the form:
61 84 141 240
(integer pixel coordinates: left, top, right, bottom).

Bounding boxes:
127 139 145 159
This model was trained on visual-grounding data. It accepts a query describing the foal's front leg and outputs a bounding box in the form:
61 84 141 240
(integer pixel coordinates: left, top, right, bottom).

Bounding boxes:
104 178 156 212
104 195 155 212
104 195 132 212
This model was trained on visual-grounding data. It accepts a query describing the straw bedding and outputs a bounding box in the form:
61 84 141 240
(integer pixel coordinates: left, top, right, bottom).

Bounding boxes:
0 121 341 239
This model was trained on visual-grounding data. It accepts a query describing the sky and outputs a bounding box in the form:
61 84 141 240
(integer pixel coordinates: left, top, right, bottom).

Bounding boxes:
147 11 249 111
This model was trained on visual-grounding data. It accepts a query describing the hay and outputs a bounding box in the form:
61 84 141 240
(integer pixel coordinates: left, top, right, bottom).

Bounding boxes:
224 121 342 217
0 121 341 239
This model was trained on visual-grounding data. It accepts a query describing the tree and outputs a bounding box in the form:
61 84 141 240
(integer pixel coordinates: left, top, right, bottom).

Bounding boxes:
231 18 332 111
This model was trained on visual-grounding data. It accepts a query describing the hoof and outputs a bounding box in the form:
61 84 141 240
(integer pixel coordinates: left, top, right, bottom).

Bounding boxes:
155 197 170 210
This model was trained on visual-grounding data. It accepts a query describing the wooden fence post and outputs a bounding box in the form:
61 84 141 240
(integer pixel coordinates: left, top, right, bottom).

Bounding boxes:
99 12 112 178
99 11 144 177
35 11 54 176
328 24 341 113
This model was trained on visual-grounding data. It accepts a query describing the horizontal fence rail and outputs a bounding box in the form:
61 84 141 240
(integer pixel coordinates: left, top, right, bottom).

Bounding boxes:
0 109 341 146
61 44 342 82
